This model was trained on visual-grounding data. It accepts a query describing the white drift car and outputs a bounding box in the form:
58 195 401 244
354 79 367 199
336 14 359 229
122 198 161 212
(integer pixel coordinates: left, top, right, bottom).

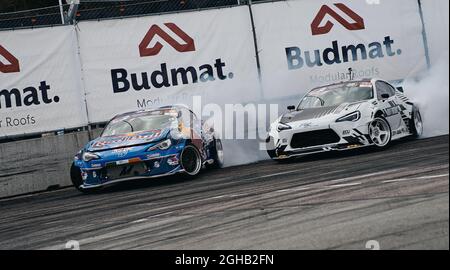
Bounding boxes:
266 79 423 160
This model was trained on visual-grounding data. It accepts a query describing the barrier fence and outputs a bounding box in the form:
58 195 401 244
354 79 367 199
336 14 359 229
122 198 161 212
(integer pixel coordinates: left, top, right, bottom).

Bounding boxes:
0 0 441 141
0 0 279 30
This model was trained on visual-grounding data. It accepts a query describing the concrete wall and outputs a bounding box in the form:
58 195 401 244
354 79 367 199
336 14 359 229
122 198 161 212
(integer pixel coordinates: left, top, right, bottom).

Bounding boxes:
0 131 91 198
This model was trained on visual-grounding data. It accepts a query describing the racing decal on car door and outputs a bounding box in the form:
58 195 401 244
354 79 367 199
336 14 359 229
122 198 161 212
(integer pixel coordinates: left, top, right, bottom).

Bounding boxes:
343 128 371 145
382 100 405 131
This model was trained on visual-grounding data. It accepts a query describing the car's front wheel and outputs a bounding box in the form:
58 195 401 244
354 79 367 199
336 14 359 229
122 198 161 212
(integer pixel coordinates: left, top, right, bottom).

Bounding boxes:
369 117 392 148
267 149 277 159
70 163 99 194
180 145 202 177
70 163 85 192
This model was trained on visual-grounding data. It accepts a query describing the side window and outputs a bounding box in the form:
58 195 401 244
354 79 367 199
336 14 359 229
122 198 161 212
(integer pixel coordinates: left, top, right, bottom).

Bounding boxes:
384 82 396 96
180 109 196 128
376 81 395 100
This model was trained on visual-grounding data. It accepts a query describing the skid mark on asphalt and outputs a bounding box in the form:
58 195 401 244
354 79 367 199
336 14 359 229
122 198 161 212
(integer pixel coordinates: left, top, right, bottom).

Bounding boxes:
128 172 448 217
382 173 449 183
253 169 448 197
326 182 362 188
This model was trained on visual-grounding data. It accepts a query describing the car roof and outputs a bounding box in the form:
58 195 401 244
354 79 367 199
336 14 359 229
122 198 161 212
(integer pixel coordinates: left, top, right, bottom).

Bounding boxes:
111 105 193 120
311 79 374 90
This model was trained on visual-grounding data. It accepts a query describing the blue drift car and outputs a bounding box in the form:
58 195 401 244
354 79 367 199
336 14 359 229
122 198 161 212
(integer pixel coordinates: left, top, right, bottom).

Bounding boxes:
70 105 224 193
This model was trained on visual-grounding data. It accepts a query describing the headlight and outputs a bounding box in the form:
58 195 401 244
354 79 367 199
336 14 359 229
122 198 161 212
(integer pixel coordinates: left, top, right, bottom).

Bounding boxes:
277 123 292 132
148 139 172 151
82 152 100 162
336 111 361 122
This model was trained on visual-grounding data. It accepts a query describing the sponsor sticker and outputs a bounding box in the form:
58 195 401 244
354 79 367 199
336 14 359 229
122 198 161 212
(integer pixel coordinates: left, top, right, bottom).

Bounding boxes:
116 160 129 165
147 153 161 159
359 82 373 88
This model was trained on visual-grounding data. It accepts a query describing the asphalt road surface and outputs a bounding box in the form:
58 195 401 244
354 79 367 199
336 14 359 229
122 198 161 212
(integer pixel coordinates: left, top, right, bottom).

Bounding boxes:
0 135 448 250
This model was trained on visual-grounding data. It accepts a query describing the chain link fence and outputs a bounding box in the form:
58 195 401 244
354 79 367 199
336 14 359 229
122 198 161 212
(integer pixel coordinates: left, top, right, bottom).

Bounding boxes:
0 4 67 29
0 0 282 30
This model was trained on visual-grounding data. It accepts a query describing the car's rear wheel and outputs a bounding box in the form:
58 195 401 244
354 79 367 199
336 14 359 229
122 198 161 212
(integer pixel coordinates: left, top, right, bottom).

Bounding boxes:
180 145 202 177
369 117 392 148
410 107 424 138
211 139 224 168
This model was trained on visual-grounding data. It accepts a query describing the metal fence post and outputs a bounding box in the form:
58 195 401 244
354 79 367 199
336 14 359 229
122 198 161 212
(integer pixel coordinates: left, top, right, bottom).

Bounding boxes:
417 0 432 69
59 0 65 24
248 0 261 80
247 0 265 100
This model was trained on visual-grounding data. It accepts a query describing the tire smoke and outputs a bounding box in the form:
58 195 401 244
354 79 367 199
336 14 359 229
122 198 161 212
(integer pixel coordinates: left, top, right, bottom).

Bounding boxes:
403 52 449 138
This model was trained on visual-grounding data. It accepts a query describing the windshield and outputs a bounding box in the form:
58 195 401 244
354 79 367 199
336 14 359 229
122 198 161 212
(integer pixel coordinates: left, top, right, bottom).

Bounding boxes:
298 82 374 110
102 113 178 137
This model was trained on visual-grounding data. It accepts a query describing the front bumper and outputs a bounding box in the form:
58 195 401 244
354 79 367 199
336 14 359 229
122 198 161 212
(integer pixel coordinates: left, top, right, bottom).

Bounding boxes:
78 153 184 189
271 142 369 160
80 167 184 189
267 122 372 159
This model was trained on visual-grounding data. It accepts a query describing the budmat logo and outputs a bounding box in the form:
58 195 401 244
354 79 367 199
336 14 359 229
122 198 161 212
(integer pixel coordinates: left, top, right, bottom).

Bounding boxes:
0 45 20 73
112 23 233 95
139 23 196 57
286 2 401 70
311 3 365 36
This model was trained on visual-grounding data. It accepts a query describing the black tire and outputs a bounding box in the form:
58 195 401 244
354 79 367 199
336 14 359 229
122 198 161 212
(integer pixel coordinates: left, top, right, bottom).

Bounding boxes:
211 139 224 169
70 163 84 192
180 145 202 178
70 163 99 194
368 117 392 148
409 107 424 138
266 136 280 160
267 149 277 159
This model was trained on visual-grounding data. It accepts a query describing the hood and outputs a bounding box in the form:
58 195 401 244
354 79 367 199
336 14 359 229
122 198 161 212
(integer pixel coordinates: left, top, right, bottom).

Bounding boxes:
280 102 365 124
86 129 170 152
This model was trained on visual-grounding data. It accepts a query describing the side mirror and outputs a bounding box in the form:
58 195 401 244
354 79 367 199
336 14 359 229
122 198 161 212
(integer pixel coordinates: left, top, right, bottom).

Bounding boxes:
287 105 296 111
396 87 404 93
381 93 390 99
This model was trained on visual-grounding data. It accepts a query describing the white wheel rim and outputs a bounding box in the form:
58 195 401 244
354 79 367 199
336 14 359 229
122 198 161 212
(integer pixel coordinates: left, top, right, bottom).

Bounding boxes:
369 119 391 147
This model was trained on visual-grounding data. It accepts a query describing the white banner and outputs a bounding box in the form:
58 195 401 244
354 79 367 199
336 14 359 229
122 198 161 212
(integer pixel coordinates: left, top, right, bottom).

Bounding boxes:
420 0 449 66
0 26 88 137
253 0 428 99
77 6 261 123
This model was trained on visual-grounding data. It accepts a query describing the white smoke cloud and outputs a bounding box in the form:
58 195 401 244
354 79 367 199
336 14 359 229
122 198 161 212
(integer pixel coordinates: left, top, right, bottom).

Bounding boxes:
403 51 449 138
221 139 268 167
